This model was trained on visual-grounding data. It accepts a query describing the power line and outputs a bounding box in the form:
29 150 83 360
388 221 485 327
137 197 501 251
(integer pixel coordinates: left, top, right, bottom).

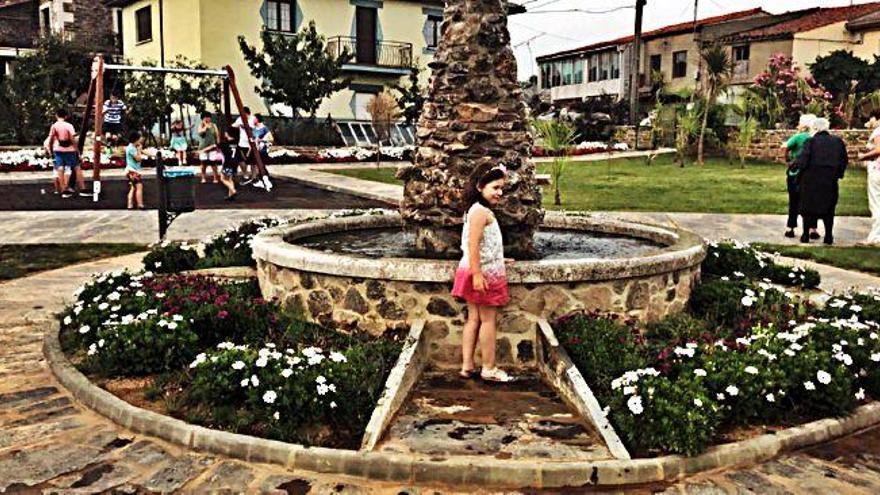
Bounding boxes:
509 20 582 42
523 6 635 15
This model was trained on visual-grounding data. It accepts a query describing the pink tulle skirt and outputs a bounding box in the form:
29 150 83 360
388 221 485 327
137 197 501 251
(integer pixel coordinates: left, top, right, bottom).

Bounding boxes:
450 267 509 307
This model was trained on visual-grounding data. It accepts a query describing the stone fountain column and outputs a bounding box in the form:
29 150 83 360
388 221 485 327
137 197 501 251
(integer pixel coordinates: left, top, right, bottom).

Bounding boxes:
397 0 544 258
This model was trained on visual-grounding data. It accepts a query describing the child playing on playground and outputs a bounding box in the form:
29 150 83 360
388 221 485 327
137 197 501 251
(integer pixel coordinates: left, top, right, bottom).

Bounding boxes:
451 163 514 383
125 131 146 209
219 127 239 201
46 108 78 198
169 119 189 166
197 112 221 183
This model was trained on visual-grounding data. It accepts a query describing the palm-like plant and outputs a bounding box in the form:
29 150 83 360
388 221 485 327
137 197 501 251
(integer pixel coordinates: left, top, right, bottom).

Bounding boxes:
532 119 577 206
697 44 734 165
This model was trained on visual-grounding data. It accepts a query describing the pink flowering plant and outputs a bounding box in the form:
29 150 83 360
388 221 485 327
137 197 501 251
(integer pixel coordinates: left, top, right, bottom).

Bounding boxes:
748 53 833 128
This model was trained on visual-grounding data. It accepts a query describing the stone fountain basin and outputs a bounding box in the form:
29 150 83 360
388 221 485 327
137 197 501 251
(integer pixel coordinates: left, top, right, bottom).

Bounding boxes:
252 212 706 367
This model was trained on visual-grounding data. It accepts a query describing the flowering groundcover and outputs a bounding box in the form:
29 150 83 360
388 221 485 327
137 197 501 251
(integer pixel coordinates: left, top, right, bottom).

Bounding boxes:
556 241 879 457
58 270 402 448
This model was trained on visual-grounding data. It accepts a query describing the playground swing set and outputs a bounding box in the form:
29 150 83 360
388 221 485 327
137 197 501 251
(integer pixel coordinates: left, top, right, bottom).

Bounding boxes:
79 55 272 238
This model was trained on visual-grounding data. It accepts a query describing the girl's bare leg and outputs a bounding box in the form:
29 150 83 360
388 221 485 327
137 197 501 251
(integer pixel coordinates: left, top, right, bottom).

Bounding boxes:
211 164 219 182
127 185 134 209
461 303 481 373
200 162 207 182
478 306 498 370
135 183 144 208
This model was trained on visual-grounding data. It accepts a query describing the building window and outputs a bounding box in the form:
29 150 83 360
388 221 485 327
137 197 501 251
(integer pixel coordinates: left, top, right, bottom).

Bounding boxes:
573 59 584 84
672 50 687 79
732 45 750 62
650 54 662 73
540 63 550 89
598 52 610 81
40 7 50 36
610 52 620 80
424 15 441 50
266 1 295 32
587 54 598 82
135 6 152 43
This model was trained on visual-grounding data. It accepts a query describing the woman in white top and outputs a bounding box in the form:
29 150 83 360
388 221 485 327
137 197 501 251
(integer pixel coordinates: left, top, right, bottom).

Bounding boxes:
858 113 880 245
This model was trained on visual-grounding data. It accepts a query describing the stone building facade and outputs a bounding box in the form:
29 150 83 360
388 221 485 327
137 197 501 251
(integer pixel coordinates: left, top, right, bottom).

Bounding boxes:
39 0 116 51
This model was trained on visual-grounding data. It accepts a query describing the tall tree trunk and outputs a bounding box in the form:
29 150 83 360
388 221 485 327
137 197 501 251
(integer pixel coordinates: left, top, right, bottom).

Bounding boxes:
397 0 543 258
697 88 713 165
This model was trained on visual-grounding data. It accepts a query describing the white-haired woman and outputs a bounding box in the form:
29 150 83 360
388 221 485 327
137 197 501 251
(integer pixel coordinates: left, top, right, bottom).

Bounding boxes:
857 113 880 245
795 117 848 244
781 114 817 239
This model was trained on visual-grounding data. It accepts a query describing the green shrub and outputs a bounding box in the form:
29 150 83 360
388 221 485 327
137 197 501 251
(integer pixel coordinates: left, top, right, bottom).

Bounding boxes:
688 279 798 331
703 242 820 289
143 241 199 273
83 314 200 376
607 371 720 457
183 339 401 447
553 311 647 396
59 272 289 376
645 313 713 347
200 217 289 268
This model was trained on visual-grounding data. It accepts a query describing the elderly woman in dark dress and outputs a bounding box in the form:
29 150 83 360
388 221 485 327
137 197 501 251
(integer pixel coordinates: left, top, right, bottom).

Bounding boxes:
795 117 848 245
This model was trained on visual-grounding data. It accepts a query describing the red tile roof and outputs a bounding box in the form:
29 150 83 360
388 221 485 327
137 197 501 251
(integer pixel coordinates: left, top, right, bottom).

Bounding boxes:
846 9 880 31
538 8 767 62
729 3 880 41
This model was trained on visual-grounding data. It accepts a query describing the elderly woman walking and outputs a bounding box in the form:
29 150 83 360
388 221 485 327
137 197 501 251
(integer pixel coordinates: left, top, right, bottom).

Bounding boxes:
795 117 848 245
781 114 817 239
858 113 880 245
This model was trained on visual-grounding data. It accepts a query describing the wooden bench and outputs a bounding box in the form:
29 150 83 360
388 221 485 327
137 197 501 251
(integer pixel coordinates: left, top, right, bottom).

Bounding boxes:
535 173 551 185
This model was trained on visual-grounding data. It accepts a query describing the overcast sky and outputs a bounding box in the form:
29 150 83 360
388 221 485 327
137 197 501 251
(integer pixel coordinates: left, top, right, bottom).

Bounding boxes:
508 0 879 80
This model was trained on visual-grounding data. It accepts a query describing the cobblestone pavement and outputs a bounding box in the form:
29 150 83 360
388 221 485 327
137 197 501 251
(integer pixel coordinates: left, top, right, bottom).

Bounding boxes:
4 256 880 494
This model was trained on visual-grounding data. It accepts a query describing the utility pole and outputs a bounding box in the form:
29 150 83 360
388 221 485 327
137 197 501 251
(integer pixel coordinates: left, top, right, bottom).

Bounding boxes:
693 0 701 100
629 0 647 124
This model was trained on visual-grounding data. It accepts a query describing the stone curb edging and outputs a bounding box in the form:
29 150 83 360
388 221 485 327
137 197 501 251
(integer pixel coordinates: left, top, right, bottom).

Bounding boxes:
43 319 880 489
535 319 631 460
360 320 427 451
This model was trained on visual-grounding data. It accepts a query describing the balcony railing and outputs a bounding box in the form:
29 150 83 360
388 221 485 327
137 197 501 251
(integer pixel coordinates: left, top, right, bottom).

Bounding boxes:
326 36 412 70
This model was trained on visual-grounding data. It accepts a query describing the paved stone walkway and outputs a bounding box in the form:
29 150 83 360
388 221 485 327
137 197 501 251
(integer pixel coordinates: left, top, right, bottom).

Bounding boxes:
3 255 880 493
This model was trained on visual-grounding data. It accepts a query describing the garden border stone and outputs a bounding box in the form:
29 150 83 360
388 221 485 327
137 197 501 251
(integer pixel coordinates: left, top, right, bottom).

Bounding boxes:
360 319 427 451
535 319 631 460
43 319 880 489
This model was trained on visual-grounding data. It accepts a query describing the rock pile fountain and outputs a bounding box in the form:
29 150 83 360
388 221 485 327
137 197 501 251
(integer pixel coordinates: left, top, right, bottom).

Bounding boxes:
252 0 706 367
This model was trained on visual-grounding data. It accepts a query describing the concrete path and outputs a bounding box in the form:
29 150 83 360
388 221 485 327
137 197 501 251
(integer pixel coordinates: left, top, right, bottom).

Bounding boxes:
3 255 880 492
0 209 342 244
0 161 873 248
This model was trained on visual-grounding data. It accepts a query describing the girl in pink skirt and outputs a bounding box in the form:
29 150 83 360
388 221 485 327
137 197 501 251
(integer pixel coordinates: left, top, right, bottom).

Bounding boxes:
451 164 514 383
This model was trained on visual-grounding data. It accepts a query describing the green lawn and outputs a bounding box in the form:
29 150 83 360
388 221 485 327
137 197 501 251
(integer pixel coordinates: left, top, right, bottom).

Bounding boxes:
324 155 870 216
755 244 880 277
0 244 146 281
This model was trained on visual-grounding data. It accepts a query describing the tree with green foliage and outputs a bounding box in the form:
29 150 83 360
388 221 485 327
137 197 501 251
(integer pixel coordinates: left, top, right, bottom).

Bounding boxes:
811 51 880 126
238 23 352 119
532 119 576 206
392 65 425 126
697 44 734 165
0 35 93 144
120 61 171 145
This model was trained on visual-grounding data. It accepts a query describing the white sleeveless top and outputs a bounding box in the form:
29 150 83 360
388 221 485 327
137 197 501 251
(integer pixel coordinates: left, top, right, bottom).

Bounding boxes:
459 203 505 276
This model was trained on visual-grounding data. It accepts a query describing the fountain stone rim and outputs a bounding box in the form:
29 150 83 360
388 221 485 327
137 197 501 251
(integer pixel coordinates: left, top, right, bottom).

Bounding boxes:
251 212 707 284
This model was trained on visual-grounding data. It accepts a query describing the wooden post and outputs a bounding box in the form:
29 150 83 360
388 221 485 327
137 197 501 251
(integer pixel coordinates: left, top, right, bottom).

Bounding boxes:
223 65 267 178
222 79 231 131
92 56 105 201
